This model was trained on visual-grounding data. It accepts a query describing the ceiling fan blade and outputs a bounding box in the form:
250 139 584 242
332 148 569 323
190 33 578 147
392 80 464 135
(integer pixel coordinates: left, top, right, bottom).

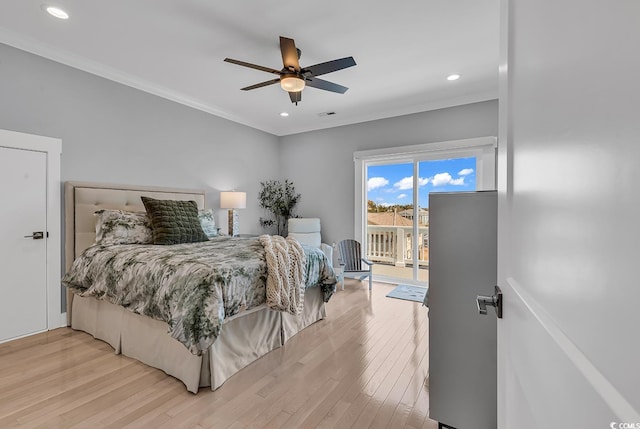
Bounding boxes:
224 58 282 76
305 77 349 94
289 91 302 104
241 78 281 91
304 57 356 77
280 37 301 71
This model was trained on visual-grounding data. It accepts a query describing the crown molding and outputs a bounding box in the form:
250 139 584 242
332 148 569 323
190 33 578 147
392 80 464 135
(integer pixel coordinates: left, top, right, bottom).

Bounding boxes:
1 27 497 138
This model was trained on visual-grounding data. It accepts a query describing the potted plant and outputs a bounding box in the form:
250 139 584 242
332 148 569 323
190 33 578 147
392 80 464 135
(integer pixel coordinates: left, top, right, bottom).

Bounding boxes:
258 179 301 236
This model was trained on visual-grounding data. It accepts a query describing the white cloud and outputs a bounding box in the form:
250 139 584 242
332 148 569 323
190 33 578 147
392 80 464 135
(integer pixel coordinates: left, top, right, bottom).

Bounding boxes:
432 172 466 187
394 176 429 190
379 202 393 207
397 193 408 199
368 176 389 191
394 177 413 190
458 168 474 176
432 172 453 186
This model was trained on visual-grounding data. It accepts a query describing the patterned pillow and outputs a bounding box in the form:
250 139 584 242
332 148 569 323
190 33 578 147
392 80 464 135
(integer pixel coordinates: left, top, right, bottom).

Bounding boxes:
198 209 218 238
141 197 209 245
94 209 153 245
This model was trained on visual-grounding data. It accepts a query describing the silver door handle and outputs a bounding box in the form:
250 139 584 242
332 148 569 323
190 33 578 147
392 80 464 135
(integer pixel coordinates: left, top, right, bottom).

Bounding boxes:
476 285 502 318
24 231 45 240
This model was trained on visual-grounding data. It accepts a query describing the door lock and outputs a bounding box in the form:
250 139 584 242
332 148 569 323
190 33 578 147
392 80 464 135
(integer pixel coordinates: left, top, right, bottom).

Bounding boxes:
24 231 45 240
476 285 502 318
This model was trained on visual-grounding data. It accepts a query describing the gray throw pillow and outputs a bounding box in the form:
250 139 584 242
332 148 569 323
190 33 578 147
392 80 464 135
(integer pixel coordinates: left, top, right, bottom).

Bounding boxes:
141 196 208 245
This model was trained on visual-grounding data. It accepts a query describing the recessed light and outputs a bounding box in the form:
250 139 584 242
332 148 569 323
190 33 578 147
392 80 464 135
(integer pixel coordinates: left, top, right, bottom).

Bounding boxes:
280 112 289 117
43 5 69 20
447 74 460 81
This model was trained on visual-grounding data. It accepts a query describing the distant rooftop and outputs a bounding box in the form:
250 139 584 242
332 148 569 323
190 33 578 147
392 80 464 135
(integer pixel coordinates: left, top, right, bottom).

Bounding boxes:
399 208 429 216
367 212 413 227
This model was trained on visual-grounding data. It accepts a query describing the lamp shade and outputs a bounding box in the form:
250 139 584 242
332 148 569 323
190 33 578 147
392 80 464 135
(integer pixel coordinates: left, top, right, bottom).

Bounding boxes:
220 191 246 209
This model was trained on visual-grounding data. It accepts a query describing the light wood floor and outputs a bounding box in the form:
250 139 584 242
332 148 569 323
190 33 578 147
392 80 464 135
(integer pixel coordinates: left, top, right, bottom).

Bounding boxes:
0 281 438 429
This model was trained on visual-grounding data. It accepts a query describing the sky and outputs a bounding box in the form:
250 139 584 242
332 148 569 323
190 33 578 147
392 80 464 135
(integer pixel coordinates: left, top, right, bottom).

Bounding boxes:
367 157 476 208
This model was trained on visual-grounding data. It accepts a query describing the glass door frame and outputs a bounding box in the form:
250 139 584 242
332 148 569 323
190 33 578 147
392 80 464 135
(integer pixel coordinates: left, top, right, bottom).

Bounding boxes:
354 137 497 285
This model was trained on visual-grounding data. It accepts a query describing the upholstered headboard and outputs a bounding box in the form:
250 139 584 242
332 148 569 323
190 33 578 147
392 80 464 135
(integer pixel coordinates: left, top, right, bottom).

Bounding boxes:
64 181 206 323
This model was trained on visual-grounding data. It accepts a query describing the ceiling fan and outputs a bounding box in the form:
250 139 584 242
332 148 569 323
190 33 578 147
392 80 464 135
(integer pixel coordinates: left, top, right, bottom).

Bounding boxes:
224 36 356 105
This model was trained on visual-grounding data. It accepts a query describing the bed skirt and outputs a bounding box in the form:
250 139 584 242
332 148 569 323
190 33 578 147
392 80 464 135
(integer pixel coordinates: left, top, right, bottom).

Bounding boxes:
70 286 326 393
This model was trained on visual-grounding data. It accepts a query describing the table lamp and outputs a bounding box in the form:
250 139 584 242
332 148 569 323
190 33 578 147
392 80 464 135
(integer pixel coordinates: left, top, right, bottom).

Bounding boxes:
220 191 246 236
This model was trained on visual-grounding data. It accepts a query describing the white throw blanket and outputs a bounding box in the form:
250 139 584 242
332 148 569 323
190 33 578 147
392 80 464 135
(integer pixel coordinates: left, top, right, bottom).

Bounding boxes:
259 234 307 315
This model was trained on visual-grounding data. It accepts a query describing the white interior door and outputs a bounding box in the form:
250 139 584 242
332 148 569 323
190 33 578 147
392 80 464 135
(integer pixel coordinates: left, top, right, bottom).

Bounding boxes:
498 0 640 426
0 146 48 342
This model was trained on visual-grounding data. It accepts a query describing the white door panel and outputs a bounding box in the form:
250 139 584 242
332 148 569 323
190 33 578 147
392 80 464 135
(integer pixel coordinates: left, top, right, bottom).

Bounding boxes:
499 0 640 424
501 280 619 427
0 147 48 341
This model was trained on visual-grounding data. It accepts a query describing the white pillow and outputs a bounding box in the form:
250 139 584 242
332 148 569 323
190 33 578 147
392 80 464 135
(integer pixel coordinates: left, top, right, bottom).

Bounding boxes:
94 209 153 245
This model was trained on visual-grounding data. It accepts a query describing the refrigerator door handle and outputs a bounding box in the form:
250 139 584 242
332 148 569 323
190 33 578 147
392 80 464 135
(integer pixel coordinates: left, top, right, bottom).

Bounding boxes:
476 285 503 318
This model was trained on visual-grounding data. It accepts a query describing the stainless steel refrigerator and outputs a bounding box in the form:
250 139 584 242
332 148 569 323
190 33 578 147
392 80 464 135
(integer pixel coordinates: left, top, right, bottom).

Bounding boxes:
426 191 497 429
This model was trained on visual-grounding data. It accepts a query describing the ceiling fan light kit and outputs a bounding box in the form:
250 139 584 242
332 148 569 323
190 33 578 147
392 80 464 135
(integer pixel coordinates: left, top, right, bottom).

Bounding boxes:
224 36 356 105
280 76 305 92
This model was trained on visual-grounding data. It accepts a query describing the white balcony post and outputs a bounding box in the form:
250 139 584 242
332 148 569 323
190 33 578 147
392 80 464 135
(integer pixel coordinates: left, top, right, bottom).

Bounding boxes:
395 227 406 267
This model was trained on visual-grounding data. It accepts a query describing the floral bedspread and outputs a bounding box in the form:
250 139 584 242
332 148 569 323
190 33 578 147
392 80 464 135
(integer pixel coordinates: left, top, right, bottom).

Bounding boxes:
62 236 336 354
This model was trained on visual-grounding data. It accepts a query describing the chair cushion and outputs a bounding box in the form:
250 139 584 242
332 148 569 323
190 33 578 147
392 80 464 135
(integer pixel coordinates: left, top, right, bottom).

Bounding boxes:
288 218 321 233
288 232 322 248
288 218 322 248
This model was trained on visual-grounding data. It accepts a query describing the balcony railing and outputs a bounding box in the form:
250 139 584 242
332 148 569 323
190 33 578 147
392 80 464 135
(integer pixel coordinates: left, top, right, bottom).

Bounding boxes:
366 225 429 268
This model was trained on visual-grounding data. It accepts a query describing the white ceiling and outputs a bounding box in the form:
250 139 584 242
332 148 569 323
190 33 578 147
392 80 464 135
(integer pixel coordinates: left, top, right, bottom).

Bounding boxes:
0 0 500 136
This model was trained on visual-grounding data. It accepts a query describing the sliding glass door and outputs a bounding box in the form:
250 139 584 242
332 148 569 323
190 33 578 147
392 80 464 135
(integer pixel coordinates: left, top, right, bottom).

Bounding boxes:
354 137 496 286
365 156 477 284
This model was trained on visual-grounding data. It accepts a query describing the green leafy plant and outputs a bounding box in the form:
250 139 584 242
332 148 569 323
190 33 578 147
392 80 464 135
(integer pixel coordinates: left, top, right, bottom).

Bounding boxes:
258 179 301 236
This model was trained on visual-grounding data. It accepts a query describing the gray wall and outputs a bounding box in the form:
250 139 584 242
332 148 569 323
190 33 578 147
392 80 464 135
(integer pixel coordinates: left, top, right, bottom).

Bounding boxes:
0 44 497 248
279 100 498 245
0 43 498 313
0 43 280 236
0 44 498 314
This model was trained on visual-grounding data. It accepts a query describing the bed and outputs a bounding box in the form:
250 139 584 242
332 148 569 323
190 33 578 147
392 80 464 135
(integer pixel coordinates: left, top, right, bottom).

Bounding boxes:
63 181 335 393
